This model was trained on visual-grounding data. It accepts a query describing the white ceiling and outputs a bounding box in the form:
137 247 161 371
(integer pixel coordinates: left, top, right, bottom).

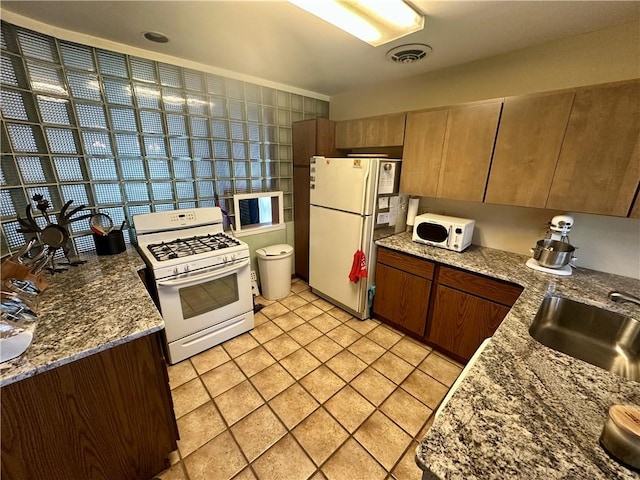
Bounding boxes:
2 1 639 96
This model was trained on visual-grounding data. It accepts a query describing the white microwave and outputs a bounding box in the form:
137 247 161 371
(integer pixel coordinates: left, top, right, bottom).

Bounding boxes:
412 213 475 252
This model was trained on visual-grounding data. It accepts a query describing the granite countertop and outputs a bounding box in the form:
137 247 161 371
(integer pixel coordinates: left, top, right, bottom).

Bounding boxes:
0 247 164 387
376 232 640 480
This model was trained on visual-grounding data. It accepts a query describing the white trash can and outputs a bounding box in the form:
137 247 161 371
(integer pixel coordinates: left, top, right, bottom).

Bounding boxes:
256 244 294 300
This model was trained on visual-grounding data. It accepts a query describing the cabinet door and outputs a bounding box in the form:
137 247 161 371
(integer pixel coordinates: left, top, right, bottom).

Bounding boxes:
336 119 365 148
374 263 431 336
546 80 640 216
315 117 338 157
400 109 448 196
293 166 310 280
428 285 509 361
437 101 502 201
293 119 317 166
484 92 574 207
364 114 406 147
336 114 406 148
293 118 337 166
1 334 177 480
630 193 640 219
292 118 337 280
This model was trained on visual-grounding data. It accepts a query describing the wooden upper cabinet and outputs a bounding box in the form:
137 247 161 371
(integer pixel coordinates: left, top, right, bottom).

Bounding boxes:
546 80 640 216
400 109 448 196
292 118 337 281
335 113 406 148
630 193 640 219
436 101 502 202
293 120 317 166
484 92 575 207
293 117 337 166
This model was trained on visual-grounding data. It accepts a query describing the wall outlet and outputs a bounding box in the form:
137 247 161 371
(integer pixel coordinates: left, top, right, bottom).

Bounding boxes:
250 270 260 297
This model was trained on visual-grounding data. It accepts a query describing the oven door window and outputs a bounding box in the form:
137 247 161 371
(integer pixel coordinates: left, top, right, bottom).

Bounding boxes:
178 273 239 320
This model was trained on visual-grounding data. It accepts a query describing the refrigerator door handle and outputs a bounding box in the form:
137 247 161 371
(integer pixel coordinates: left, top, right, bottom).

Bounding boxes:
358 162 371 250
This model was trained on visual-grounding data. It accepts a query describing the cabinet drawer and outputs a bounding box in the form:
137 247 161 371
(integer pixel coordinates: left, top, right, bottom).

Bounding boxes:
438 266 522 306
377 248 434 280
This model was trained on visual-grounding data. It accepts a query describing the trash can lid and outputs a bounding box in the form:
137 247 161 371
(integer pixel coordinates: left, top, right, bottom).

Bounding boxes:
256 244 294 257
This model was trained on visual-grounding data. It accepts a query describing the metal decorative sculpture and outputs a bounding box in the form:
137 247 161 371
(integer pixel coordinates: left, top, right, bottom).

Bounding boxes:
16 195 92 273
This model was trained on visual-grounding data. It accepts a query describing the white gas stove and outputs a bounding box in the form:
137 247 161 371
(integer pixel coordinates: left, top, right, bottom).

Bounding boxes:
134 207 254 364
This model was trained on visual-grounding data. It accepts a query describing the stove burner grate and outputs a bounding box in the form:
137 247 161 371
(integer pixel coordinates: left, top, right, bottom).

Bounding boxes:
147 233 241 262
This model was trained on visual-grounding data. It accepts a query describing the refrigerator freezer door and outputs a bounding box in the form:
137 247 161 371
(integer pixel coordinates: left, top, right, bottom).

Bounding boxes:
310 157 376 215
309 205 371 316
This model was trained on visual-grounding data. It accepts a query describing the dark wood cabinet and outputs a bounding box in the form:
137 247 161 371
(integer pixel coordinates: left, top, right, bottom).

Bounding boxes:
373 248 523 363
428 285 509 361
1 333 178 480
373 248 434 336
292 117 337 281
427 266 523 361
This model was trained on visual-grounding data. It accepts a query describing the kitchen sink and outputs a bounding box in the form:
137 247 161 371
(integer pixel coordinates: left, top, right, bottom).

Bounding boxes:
529 296 640 381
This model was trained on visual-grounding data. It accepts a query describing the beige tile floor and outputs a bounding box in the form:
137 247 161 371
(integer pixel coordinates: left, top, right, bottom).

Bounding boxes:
157 279 463 480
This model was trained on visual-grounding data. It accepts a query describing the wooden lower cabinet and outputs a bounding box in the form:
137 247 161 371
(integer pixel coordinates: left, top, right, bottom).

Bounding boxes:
374 263 432 336
427 285 510 361
373 248 522 363
1 333 178 480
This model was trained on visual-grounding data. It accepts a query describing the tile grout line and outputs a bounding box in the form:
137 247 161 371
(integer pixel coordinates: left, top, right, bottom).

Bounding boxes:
164 283 459 480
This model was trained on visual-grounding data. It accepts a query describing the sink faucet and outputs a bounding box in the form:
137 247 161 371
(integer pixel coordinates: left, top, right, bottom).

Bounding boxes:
608 291 640 306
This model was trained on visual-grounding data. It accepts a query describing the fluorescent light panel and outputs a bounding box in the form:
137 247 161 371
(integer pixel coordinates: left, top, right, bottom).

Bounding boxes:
289 0 424 47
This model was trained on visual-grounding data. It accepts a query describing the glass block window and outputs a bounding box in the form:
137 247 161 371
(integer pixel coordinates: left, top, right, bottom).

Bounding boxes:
0 20 328 256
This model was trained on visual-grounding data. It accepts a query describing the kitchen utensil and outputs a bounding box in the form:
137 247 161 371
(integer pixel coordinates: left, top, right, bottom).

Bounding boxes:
90 213 114 236
22 246 47 266
11 238 37 264
32 251 53 275
4 278 41 298
600 404 640 471
92 229 126 255
0 291 38 323
532 239 576 269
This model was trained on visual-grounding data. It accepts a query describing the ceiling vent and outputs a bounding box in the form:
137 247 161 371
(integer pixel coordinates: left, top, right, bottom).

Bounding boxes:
386 44 432 64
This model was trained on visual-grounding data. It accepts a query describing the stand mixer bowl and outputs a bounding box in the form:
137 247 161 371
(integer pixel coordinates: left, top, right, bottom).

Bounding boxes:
533 239 576 269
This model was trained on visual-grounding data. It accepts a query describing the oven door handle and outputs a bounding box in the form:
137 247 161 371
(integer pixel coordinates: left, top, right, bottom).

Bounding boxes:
157 259 249 287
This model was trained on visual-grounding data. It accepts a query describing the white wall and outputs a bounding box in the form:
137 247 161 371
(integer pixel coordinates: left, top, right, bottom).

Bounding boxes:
330 21 640 279
416 199 640 279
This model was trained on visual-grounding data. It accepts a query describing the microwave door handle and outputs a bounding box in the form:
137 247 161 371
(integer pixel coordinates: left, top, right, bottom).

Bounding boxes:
446 225 452 248
157 259 249 287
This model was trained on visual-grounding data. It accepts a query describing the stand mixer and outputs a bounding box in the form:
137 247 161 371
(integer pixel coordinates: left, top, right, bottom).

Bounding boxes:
526 214 577 276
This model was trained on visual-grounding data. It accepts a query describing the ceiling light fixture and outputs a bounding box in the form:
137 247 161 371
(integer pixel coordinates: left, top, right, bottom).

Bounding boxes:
143 31 169 43
288 0 424 47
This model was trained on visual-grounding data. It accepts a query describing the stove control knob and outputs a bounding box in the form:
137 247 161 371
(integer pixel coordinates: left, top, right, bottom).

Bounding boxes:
223 255 228 263
184 264 190 273
230 253 236 261
173 267 179 276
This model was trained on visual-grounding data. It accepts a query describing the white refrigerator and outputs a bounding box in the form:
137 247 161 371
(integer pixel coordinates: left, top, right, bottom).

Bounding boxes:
309 156 401 319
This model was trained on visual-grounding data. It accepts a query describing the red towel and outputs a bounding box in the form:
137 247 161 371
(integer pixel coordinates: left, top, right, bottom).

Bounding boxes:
349 249 368 283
